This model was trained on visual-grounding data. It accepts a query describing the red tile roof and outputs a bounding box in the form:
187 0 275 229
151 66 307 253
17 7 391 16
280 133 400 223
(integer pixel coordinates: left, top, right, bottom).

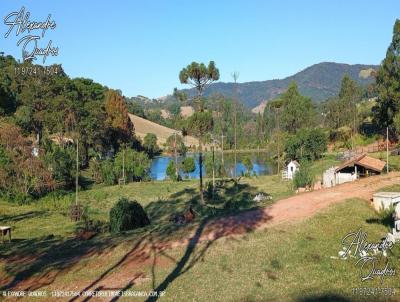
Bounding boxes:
335 153 386 173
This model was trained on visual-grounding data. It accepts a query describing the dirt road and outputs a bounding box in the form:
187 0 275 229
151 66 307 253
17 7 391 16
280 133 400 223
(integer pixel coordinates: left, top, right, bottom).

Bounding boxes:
200 172 400 241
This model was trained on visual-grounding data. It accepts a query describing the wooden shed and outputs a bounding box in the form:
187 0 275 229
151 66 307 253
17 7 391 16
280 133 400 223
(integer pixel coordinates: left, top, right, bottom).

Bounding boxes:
323 153 386 188
335 153 386 177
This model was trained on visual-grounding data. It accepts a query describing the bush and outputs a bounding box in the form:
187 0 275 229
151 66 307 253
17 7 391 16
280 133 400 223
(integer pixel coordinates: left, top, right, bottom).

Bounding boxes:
89 157 103 184
166 160 179 181
109 198 150 233
377 204 395 230
204 155 224 178
182 157 196 174
293 161 314 189
143 133 160 158
43 143 75 188
114 148 150 182
101 159 116 185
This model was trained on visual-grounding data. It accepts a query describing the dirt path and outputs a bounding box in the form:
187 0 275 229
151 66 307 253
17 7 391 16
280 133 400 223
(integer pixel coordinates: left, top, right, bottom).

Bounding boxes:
199 172 400 241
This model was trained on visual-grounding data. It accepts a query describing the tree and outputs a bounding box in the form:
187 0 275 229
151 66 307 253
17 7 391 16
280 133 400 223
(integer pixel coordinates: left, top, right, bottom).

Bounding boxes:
263 101 277 140
42 141 75 188
322 97 344 130
105 89 134 150
281 82 315 134
0 82 16 116
168 102 181 118
256 112 265 146
393 113 400 138
0 121 54 201
179 61 219 204
338 75 361 145
114 148 150 182
127 101 146 118
285 128 327 161
182 157 196 176
166 160 178 181
166 133 187 156
373 19 400 131
179 61 220 111
143 133 160 158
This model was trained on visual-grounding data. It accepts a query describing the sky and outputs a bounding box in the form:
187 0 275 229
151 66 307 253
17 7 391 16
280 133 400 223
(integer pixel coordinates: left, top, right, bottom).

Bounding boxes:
1 1 399 98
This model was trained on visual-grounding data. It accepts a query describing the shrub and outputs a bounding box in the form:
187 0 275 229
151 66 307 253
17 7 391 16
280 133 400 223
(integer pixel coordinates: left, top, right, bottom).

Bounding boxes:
143 133 160 158
114 148 150 182
377 204 395 230
182 157 196 175
293 161 314 189
204 155 224 178
109 198 150 233
101 159 116 185
89 157 103 184
166 160 179 181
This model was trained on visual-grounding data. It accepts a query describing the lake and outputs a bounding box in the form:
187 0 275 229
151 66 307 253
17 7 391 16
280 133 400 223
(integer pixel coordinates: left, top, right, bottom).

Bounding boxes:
149 152 276 180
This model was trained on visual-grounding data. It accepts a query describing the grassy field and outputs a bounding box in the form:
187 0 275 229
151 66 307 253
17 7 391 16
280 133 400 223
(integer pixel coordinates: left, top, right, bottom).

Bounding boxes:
133 199 400 302
0 174 292 241
1 155 399 301
1 195 399 301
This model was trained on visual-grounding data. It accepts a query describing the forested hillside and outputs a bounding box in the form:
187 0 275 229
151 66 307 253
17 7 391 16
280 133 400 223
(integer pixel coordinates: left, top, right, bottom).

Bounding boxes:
176 62 377 108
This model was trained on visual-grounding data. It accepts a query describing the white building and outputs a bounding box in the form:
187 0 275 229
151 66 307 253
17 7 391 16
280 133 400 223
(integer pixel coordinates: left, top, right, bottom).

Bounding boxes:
282 160 300 180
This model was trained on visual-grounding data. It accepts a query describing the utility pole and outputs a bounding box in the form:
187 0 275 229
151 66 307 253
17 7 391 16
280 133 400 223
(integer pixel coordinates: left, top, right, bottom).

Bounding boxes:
387 127 389 173
212 137 216 192
75 139 79 206
122 144 125 184
221 133 225 168
275 107 281 175
232 72 239 179
174 132 178 179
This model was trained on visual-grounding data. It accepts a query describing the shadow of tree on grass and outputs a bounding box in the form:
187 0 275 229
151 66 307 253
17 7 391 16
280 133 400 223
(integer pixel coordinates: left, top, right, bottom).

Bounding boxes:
0 211 47 224
0 182 273 298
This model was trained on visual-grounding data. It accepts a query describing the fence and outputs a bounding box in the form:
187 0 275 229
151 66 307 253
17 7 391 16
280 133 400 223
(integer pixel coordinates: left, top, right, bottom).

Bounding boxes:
337 141 397 160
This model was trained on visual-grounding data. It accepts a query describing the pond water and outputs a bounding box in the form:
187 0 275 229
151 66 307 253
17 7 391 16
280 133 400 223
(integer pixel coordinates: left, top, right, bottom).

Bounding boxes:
149 152 276 180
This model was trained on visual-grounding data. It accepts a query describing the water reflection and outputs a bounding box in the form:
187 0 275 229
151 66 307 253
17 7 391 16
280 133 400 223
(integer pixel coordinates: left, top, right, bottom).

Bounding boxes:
149 152 275 180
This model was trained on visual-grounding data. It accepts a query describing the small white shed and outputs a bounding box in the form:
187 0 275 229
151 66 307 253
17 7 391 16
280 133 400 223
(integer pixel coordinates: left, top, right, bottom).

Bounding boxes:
283 160 300 180
372 192 400 211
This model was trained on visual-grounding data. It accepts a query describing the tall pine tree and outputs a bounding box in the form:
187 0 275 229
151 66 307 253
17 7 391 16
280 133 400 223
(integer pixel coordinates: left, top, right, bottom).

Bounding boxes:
373 19 400 129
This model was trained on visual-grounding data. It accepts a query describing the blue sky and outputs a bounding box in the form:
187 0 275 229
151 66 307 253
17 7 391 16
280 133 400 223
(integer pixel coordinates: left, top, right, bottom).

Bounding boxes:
1 1 399 98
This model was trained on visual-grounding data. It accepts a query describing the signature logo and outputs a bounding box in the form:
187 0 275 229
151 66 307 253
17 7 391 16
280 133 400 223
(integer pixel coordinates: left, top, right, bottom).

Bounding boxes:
3 6 59 63
339 228 396 283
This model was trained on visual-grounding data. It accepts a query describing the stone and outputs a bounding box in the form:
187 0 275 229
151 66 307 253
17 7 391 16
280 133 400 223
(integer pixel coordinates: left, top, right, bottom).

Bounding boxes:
253 193 272 202
386 232 396 245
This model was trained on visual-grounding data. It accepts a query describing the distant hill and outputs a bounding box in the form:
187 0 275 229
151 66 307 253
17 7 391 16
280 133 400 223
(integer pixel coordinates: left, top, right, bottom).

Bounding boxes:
128 113 199 147
177 62 378 108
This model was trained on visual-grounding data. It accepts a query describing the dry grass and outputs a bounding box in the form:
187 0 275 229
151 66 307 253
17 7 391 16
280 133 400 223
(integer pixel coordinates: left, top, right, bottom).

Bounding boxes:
128 113 199 147
180 106 194 118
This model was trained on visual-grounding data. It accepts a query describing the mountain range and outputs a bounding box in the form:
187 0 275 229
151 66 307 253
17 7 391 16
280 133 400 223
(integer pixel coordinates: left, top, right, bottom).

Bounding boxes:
176 62 378 109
